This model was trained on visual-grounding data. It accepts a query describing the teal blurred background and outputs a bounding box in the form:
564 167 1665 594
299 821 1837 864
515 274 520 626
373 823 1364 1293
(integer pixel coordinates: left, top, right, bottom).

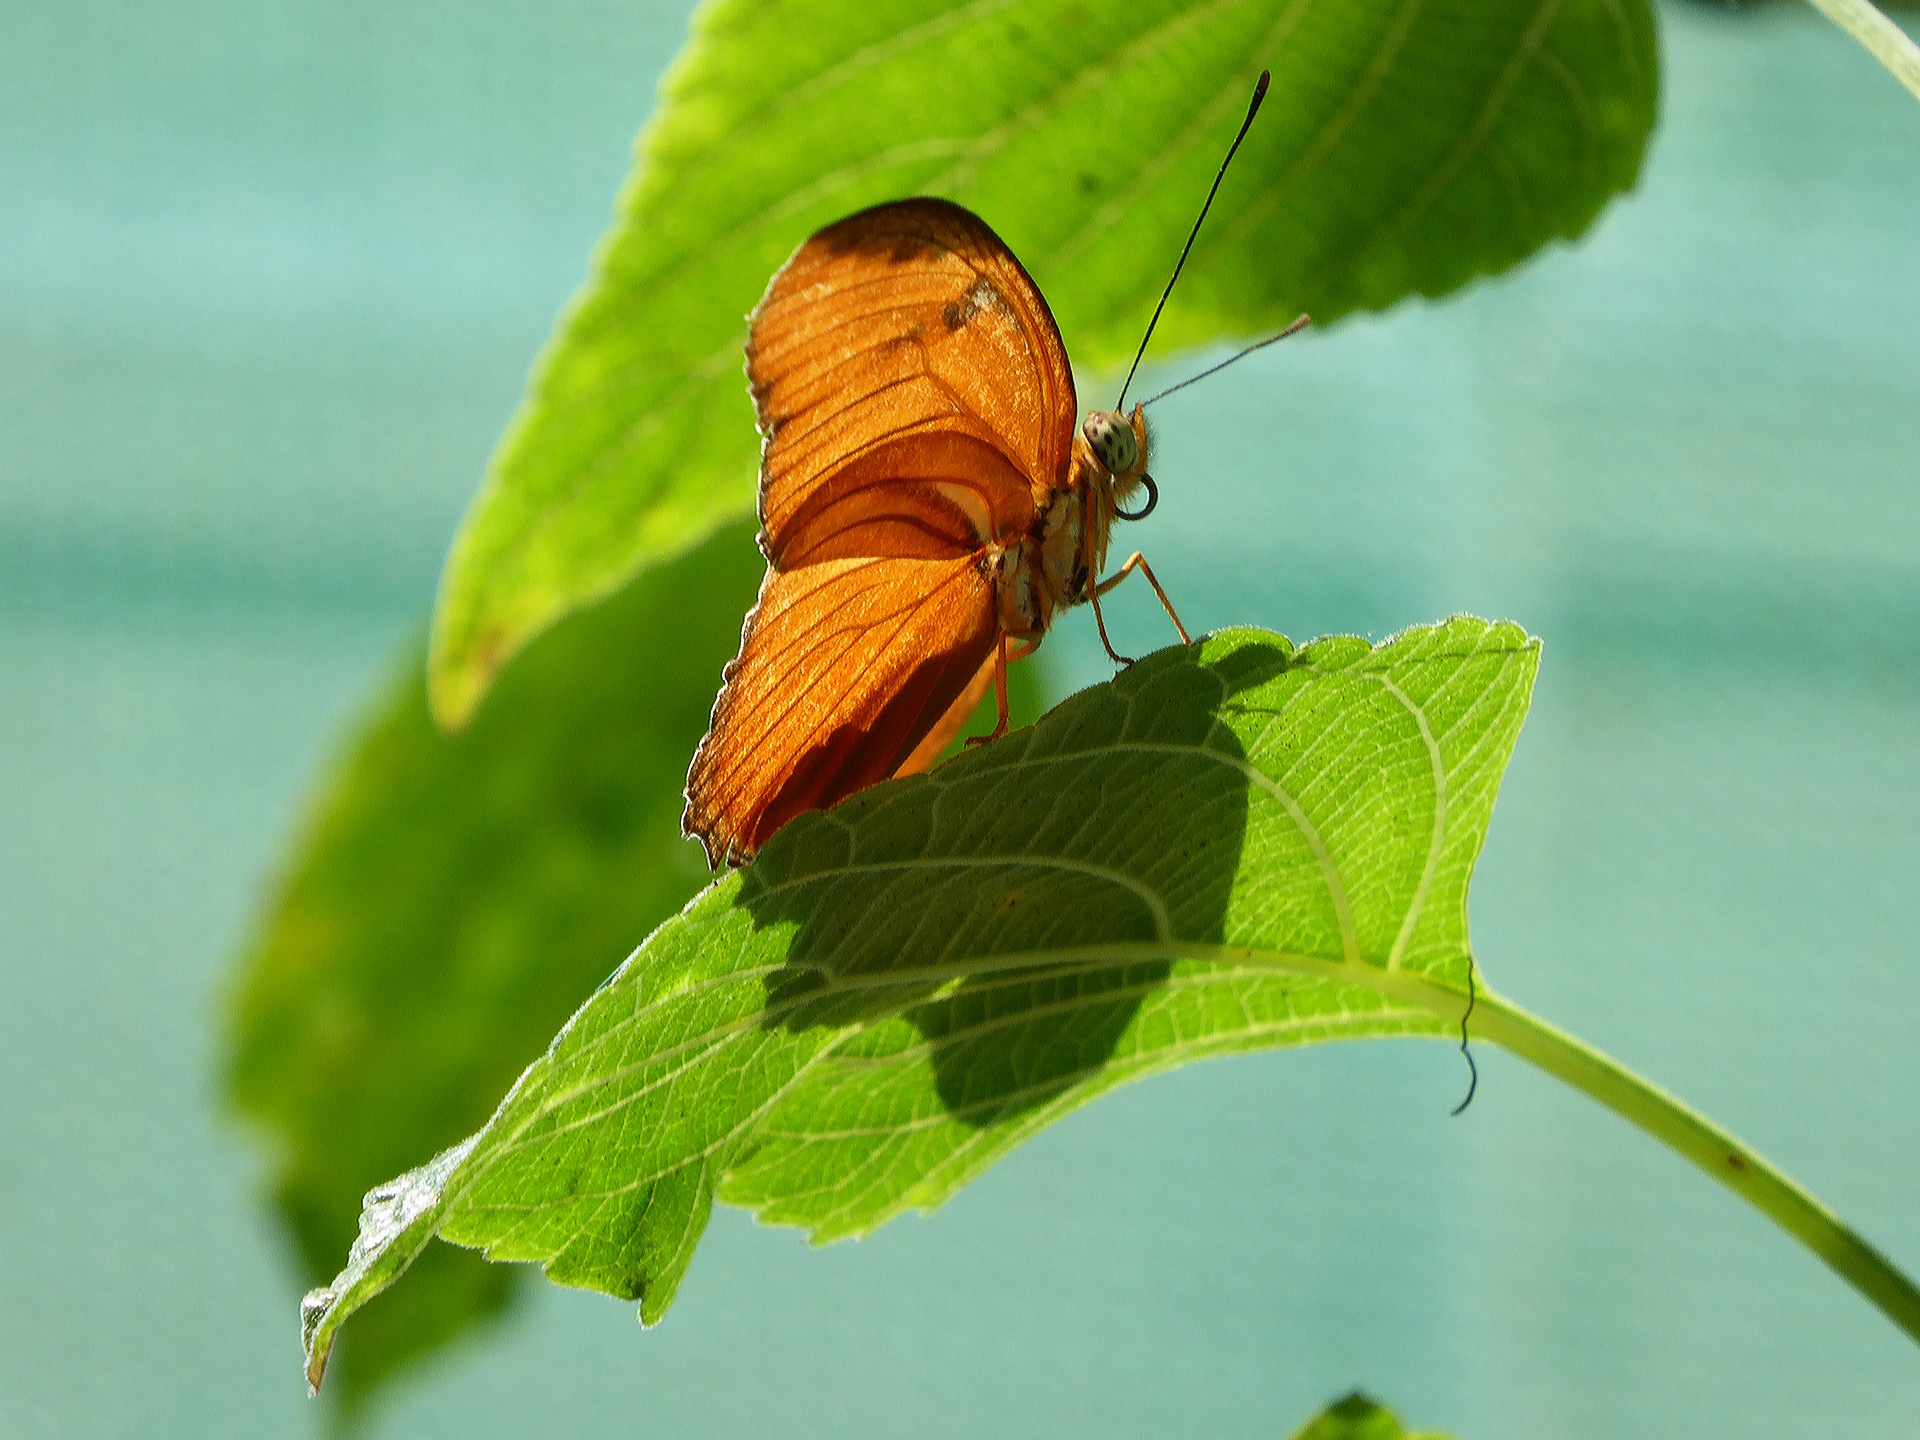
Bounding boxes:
3 2 1919 1436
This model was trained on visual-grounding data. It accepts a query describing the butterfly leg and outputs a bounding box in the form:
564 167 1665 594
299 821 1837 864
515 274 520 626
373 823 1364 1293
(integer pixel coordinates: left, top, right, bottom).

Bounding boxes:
967 632 1041 747
1094 551 1193 646
1087 576 1135 667
985 633 1012 743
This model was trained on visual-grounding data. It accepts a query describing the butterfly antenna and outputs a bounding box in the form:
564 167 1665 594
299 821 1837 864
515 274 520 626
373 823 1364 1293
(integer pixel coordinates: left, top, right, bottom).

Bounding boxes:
1139 313 1310 409
1114 70 1271 412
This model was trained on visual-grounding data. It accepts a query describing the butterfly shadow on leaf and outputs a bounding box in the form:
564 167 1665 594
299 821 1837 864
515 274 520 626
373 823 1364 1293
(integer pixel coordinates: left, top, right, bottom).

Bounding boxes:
730 639 1287 1207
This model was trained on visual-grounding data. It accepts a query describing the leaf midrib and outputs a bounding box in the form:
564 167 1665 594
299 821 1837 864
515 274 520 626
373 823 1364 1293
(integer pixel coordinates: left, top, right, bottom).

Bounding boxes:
472 939 1457 1180
749 968 1435 1139
458 941 1461 1218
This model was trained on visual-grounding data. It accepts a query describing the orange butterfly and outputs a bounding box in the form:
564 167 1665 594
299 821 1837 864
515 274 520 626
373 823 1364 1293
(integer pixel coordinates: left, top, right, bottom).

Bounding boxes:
684 73 1304 867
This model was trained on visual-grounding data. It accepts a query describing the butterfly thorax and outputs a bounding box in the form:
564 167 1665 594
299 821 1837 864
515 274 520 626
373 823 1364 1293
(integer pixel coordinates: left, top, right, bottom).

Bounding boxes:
990 406 1149 639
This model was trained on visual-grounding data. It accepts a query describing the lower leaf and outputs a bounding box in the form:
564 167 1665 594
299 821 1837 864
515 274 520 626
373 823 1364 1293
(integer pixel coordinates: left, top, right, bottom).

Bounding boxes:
298 618 1920 1389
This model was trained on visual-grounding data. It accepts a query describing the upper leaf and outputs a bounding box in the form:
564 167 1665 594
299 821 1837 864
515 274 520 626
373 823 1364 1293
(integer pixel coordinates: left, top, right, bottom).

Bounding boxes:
303 617 1540 1387
427 0 1654 723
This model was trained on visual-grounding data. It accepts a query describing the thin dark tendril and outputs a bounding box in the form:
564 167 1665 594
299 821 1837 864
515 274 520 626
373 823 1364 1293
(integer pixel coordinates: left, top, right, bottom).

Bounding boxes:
1114 70 1270 411
1449 967 1478 1117
1139 314 1310 409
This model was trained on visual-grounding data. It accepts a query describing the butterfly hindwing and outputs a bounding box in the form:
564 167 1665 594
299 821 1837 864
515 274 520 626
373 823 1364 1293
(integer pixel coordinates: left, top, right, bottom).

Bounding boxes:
683 552 999 864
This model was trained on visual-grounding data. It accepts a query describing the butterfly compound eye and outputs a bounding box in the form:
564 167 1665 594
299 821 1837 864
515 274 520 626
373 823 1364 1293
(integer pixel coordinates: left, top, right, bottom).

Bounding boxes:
1082 411 1138 475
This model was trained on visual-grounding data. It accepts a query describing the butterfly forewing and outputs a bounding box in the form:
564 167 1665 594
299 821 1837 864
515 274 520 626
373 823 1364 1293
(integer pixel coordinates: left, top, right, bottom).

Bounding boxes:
683 199 1079 864
749 199 1077 558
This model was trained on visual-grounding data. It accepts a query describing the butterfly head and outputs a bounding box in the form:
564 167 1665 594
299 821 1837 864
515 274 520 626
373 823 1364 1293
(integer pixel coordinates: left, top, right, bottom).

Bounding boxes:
1082 406 1155 521
1081 409 1138 475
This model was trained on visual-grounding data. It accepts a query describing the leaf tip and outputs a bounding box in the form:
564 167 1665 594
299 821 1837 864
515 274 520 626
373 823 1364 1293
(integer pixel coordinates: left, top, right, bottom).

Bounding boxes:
296 1136 479 1394
300 1284 338 1394
426 617 509 733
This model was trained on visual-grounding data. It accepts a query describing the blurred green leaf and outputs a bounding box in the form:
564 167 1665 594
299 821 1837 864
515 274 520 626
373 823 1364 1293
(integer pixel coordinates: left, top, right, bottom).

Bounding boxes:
1288 1391 1454 1440
302 618 1540 1383
225 523 759 1407
226 520 1046 1413
428 0 1658 725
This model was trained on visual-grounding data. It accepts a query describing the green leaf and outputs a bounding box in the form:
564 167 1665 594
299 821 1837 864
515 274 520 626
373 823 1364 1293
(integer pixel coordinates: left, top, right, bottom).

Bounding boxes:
226 520 1047 1411
300 615 1920 1387
1288 1391 1454 1440
301 617 1540 1384
427 0 1658 724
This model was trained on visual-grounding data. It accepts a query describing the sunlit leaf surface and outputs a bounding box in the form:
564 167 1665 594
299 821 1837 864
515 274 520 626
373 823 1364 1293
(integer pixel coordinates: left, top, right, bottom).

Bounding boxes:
303 617 1539 1386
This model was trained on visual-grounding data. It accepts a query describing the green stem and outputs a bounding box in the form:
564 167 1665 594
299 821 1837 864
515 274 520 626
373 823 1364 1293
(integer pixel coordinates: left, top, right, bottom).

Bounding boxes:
1468 985 1920 1344
1110 941 1920 1344
1804 0 1920 103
